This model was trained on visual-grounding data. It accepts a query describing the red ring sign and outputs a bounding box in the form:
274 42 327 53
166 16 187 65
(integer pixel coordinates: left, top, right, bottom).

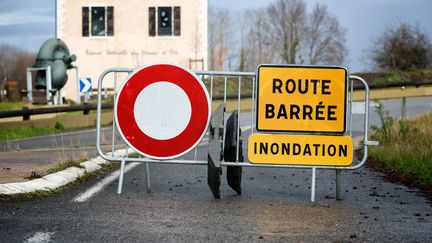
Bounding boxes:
115 64 211 160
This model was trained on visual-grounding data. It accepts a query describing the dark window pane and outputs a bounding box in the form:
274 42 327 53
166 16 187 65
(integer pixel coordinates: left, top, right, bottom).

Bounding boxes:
107 6 114 36
82 7 89 36
91 7 105 36
158 7 172 36
149 7 156 36
174 7 180 36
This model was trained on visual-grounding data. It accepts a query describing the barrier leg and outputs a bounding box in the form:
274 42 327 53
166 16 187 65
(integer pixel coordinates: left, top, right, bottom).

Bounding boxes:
145 162 151 193
336 169 342 200
117 158 126 194
311 167 316 202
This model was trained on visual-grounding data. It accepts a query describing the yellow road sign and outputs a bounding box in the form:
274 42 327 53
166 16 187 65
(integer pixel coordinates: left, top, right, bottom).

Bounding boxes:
248 133 353 166
256 65 347 133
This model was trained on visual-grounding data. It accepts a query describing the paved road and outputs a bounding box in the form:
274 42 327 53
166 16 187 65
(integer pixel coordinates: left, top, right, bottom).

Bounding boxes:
0 97 431 241
1 150 431 241
0 127 122 152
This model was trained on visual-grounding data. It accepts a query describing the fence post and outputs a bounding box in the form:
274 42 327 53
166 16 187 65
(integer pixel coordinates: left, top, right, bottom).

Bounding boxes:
26 69 33 103
22 107 30 121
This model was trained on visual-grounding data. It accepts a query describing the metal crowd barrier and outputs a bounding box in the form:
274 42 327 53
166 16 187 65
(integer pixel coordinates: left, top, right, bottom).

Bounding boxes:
95 67 377 202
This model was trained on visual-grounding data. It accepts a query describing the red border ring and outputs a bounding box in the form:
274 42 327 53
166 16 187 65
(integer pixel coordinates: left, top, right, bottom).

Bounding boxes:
114 63 211 160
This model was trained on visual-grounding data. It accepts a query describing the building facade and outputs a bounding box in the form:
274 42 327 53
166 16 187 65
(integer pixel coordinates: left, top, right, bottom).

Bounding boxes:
56 0 208 102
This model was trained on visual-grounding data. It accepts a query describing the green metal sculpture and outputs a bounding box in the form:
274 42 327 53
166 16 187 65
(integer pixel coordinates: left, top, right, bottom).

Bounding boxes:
34 38 76 90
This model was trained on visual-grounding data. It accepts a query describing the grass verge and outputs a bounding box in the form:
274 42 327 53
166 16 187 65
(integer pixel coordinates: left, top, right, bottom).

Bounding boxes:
45 158 86 174
0 125 66 142
0 101 26 111
369 106 432 192
0 119 74 142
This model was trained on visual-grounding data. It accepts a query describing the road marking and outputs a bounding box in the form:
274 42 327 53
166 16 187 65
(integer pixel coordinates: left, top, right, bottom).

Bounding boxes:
25 232 54 243
72 162 140 202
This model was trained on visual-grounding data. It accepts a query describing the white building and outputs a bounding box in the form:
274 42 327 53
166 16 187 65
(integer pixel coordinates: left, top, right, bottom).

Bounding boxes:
56 0 208 102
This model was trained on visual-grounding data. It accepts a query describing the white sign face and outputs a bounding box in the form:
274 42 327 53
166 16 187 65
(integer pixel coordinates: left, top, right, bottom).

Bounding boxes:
134 81 192 140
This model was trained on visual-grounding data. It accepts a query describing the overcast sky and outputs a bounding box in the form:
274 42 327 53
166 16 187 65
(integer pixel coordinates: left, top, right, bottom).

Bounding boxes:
0 0 431 72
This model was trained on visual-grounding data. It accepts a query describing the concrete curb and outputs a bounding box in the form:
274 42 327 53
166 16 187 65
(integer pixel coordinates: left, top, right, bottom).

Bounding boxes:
0 149 129 195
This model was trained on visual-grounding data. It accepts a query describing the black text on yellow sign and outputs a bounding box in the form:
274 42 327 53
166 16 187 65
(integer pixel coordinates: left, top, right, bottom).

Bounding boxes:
248 133 353 166
256 65 348 133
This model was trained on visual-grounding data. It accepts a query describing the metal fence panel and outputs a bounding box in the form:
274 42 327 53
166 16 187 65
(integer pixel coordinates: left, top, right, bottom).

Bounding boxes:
95 67 377 200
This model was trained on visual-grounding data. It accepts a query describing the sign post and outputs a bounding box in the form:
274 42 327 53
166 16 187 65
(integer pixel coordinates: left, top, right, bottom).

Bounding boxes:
80 77 92 103
251 65 351 202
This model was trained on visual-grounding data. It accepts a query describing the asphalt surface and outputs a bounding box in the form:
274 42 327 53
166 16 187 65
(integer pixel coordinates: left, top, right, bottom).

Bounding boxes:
0 127 121 152
0 96 431 241
1 151 431 241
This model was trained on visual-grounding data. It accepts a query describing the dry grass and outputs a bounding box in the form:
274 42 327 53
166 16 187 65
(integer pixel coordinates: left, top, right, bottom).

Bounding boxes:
369 112 432 187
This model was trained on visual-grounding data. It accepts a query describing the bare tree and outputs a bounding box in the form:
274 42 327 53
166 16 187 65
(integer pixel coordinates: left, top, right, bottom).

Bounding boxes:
0 44 18 101
304 4 347 65
370 23 432 71
267 0 307 64
208 0 347 70
13 51 36 88
191 21 201 61
0 44 36 101
209 8 235 71
239 9 277 71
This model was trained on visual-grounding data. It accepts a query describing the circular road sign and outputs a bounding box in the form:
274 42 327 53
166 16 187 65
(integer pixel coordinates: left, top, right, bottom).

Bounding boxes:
115 63 211 160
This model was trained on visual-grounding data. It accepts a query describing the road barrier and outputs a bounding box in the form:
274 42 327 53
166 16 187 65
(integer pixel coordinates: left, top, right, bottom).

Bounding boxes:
96 64 378 202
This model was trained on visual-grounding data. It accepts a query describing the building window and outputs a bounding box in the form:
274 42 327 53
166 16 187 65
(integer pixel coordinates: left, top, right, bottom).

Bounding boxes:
82 6 114 37
149 7 180 37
